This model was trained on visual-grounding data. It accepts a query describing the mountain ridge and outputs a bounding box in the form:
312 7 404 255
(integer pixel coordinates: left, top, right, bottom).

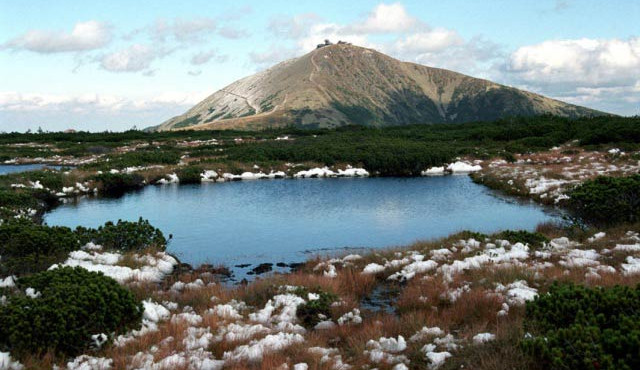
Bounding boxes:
155 44 608 131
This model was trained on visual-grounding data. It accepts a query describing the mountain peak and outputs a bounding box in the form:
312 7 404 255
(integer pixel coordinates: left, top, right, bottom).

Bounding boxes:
156 44 607 131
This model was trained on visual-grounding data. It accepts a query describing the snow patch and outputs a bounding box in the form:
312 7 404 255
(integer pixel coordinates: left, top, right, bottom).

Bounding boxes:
223 332 305 363
472 333 495 344
447 161 482 173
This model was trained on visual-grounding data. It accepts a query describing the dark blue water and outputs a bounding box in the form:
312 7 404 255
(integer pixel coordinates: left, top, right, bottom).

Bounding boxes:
44 176 559 267
0 164 65 175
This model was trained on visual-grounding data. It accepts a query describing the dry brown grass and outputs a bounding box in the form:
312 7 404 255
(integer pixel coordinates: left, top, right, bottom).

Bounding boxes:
11 204 640 369
441 319 541 370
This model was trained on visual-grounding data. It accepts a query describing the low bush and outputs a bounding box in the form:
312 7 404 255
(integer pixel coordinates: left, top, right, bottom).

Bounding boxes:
75 217 166 252
0 267 142 357
176 165 203 184
523 282 640 370
92 173 145 195
0 190 40 211
567 175 640 226
0 219 79 276
496 230 549 249
294 287 338 328
85 150 182 171
23 170 66 190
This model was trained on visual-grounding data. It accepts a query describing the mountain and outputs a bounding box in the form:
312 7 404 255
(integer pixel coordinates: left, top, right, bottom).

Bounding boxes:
156 43 607 131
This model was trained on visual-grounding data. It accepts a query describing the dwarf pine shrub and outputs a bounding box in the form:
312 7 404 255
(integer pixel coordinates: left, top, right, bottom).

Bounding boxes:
496 230 549 249
75 217 166 252
176 165 204 184
294 287 338 328
0 267 142 357
0 219 79 276
522 282 640 370
92 173 145 195
567 175 640 226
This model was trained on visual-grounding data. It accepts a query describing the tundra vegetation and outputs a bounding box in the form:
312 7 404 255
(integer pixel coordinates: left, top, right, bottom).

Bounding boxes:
0 114 639 369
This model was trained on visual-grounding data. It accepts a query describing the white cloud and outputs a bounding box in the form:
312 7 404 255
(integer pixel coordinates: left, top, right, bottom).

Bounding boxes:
392 36 502 77
3 21 112 53
268 13 321 39
493 37 640 115
505 37 640 87
151 17 217 43
392 29 463 53
262 3 484 74
217 26 249 39
190 49 228 65
100 44 168 72
0 91 207 113
553 0 571 11
0 90 211 131
297 23 374 52
350 3 419 33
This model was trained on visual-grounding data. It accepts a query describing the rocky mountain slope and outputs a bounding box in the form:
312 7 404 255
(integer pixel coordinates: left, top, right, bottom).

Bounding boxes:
156 44 606 131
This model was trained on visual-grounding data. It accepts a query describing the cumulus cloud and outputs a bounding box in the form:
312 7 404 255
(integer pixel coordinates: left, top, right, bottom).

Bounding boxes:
190 49 228 65
553 0 571 12
392 29 464 53
297 23 374 52
262 2 487 72
0 90 210 131
265 3 495 76
217 26 249 39
146 17 248 43
495 37 640 114
264 3 419 53
505 37 640 88
100 44 169 72
151 17 217 43
349 3 419 33
268 13 321 39
0 91 208 113
3 21 112 53
391 35 503 76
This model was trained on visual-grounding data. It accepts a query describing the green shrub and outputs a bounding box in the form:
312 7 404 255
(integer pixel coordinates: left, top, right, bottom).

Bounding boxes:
523 282 640 370
24 170 66 190
92 173 145 195
0 219 79 276
496 230 549 249
75 217 166 252
502 152 517 163
81 150 181 171
0 190 40 213
107 150 181 167
294 287 338 328
456 230 488 241
567 175 640 226
0 267 142 357
176 165 203 184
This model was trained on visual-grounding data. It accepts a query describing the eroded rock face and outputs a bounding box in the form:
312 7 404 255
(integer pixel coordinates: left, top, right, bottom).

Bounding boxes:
156 44 605 132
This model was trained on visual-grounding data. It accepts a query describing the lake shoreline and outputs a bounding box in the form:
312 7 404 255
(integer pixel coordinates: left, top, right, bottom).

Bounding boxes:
44 175 561 277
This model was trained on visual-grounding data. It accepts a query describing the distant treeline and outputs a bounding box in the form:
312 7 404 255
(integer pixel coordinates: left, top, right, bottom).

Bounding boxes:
223 115 640 175
1 115 639 176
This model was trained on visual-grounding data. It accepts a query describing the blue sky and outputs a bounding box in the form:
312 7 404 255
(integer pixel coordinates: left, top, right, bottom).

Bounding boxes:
1 0 638 131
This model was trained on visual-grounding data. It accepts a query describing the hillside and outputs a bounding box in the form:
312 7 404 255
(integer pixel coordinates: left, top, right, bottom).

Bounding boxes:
156 43 606 131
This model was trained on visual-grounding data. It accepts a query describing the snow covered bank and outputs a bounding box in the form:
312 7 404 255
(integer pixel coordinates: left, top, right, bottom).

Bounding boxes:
50 247 178 284
294 166 369 178
420 161 482 176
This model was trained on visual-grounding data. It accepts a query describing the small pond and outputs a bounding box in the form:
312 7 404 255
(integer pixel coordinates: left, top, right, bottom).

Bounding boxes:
0 164 66 175
45 176 561 277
